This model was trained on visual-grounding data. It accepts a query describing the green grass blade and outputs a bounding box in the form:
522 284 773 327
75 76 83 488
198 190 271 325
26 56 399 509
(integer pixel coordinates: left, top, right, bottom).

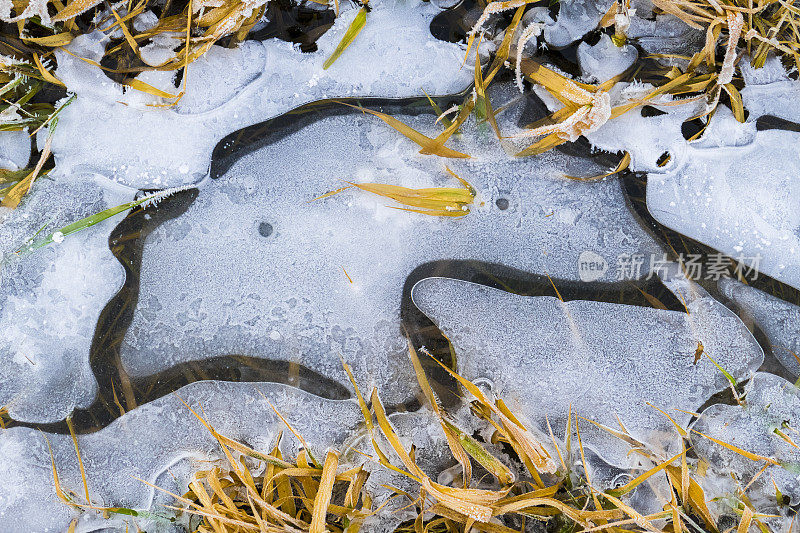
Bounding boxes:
323 7 367 70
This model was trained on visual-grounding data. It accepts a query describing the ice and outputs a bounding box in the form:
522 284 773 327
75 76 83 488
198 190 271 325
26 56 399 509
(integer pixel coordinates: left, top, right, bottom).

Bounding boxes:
691 372 800 525
0 173 130 423
410 265 764 468
627 13 704 56
50 0 473 189
719 277 800 377
119 88 661 408
569 60 800 290
0 130 30 170
577 34 637 84
543 0 613 49
0 381 364 531
645 103 800 290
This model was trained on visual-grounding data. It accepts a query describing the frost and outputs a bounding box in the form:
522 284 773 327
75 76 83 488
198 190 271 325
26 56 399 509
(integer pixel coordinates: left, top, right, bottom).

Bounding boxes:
410 266 763 468
719 278 800 377
119 91 661 407
0 174 129 423
691 372 800 526
50 0 473 189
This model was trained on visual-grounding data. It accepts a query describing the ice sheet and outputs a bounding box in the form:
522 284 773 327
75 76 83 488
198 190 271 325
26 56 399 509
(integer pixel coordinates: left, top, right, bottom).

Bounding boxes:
0 174 129 423
719 277 800 377
411 267 764 467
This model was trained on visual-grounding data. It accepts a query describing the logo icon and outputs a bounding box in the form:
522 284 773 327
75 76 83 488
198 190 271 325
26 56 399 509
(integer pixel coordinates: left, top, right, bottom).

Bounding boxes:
578 251 608 282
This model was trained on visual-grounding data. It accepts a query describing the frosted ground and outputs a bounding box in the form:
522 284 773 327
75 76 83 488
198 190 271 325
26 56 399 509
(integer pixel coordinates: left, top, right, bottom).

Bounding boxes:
1 0 800 530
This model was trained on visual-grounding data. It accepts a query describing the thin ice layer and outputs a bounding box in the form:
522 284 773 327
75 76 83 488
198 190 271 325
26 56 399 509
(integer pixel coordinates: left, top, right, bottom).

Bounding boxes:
50 0 472 189
120 93 661 406
0 382 364 532
0 174 129 423
410 269 763 468
719 278 800 376
691 372 800 523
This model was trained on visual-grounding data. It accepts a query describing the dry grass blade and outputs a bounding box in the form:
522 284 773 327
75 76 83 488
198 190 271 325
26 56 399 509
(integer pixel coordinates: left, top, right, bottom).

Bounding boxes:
336 101 471 158
315 167 477 217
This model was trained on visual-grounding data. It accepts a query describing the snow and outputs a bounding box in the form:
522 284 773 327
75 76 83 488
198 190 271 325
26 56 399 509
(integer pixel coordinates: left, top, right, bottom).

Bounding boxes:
410 265 763 468
119 86 661 408
719 277 800 376
0 174 129 423
50 0 473 189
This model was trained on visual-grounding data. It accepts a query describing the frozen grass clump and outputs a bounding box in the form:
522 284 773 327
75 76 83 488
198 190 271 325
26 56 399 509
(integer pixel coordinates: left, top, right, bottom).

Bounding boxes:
411 267 764 469
0 382 367 531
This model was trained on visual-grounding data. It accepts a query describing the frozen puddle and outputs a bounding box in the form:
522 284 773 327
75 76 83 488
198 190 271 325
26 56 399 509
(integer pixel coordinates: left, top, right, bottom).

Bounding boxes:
120 97 661 408
50 0 472 189
411 268 764 469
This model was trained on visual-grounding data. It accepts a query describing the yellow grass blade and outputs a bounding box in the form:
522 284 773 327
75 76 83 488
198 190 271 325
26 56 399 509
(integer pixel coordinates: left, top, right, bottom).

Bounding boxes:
665 465 719 533
309 450 339 533
370 388 423 478
32 53 66 87
53 0 102 21
126 78 178 99
337 102 471 158
564 152 630 181
690 429 779 464
66 416 90 504
23 33 74 46
515 132 567 157
608 449 686 497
